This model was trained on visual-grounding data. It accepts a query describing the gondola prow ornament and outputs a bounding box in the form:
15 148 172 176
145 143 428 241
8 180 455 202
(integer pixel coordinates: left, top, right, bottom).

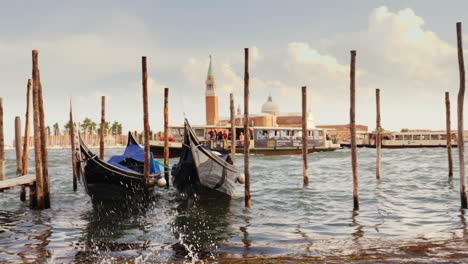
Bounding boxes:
156 175 167 187
236 173 245 184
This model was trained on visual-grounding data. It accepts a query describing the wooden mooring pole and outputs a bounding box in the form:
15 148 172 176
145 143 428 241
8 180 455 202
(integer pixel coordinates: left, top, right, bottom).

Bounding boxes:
244 48 251 208
164 87 169 187
350 50 359 211
376 88 381 180
15 116 25 199
230 93 236 163
32 50 44 209
0 98 4 181
15 116 22 174
38 69 50 208
70 100 78 191
456 22 468 209
100 96 105 160
445 92 453 178
142 56 150 188
21 80 32 201
302 86 309 186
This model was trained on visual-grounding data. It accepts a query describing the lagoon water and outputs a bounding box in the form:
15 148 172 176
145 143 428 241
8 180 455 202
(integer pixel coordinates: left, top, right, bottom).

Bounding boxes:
1 147 468 263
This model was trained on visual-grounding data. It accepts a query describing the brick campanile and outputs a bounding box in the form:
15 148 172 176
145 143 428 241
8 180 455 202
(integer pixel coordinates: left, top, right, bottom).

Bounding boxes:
205 55 219 125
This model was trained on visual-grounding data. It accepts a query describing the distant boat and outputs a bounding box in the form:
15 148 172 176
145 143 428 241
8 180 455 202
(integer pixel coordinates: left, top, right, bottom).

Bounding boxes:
340 131 459 148
77 132 165 201
150 124 340 158
171 119 243 198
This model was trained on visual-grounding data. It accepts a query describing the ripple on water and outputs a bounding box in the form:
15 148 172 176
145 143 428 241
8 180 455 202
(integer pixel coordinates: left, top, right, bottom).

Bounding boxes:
1 148 468 262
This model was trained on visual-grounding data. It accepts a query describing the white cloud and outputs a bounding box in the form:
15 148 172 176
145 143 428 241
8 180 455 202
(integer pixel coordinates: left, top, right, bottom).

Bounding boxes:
182 57 208 87
180 48 330 117
314 6 463 129
2 5 467 143
179 6 468 131
367 6 454 81
250 46 262 64
286 42 347 74
219 63 243 93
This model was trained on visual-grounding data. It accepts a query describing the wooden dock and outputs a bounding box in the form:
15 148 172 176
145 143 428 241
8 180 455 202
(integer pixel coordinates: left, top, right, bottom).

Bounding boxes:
0 175 35 191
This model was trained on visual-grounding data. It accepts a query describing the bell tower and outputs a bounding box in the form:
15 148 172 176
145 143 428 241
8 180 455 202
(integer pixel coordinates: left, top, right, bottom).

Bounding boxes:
205 55 219 125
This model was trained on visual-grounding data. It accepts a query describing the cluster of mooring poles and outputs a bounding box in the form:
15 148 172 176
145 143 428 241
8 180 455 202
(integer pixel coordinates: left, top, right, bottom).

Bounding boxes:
31 50 51 209
346 22 468 211
0 51 51 210
1 23 468 211
241 50 314 206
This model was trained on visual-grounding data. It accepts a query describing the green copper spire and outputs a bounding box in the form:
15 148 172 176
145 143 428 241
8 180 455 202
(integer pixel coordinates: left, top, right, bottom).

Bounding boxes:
207 55 214 78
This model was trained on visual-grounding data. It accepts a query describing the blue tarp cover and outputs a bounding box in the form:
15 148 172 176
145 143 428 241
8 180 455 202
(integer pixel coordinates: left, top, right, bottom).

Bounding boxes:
107 143 161 174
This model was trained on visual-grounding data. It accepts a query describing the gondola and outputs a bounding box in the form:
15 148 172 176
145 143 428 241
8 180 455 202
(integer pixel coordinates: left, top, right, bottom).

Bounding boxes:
77 132 166 201
171 119 244 198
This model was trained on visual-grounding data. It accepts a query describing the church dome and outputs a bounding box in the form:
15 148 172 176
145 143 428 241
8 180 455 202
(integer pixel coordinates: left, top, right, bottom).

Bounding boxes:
261 95 279 115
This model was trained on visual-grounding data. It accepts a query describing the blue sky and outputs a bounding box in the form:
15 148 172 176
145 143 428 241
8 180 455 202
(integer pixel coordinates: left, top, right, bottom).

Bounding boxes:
1 1 468 144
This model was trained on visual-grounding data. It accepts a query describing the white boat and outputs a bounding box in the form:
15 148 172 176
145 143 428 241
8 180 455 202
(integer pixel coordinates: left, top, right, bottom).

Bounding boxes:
341 131 458 148
150 125 340 157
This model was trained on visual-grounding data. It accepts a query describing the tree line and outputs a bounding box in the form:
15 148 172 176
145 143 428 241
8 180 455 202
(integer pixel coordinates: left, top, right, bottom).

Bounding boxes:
46 118 123 136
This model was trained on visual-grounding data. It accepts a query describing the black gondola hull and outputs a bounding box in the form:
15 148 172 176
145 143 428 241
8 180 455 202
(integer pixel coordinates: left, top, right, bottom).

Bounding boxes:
77 132 160 202
172 120 241 198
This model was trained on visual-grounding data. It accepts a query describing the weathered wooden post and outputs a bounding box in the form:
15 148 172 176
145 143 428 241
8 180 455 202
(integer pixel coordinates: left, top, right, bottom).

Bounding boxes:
15 116 26 199
142 56 150 188
456 22 468 208
37 67 50 208
21 80 32 202
244 48 251 208
164 87 170 187
70 100 78 191
302 86 309 186
0 98 4 181
230 93 236 163
350 50 359 211
376 88 381 180
446 92 453 177
100 96 105 160
32 50 44 209
15 116 23 174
